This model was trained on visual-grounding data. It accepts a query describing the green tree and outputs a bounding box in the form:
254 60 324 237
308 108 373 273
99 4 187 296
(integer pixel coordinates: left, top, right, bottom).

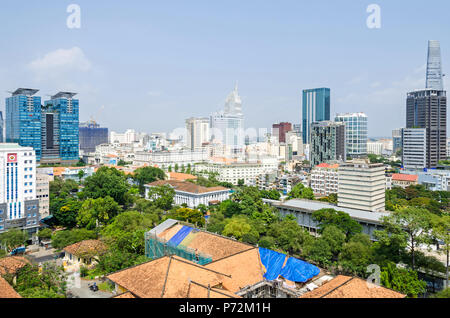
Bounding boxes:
430 214 450 288
304 239 332 266
174 164 179 172
37 228 52 240
52 198 82 228
430 288 450 298
77 170 85 183
237 179 245 187
146 185 175 210
321 225 346 258
77 196 122 229
380 262 427 298
288 183 314 200
166 207 205 227
6 263 67 298
222 216 255 241
267 219 313 255
82 167 131 206
339 234 373 275
312 208 363 237
380 207 433 270
51 229 98 250
133 166 166 194
0 229 28 252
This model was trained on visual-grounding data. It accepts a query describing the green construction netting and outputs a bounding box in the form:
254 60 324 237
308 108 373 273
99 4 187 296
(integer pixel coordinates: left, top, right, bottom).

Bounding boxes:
145 235 212 265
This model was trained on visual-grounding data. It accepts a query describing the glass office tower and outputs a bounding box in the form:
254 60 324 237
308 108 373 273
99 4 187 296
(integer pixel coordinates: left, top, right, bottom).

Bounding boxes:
5 89 42 160
44 92 79 163
335 112 368 158
302 88 330 144
426 40 444 91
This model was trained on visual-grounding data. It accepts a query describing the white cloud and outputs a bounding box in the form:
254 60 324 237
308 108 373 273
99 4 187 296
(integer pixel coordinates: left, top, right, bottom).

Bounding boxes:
148 91 162 97
27 47 92 81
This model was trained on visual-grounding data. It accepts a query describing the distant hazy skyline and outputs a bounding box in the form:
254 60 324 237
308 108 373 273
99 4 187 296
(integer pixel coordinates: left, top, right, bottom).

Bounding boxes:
0 0 448 137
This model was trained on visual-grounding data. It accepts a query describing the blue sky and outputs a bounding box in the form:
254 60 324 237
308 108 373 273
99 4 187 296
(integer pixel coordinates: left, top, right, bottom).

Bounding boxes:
0 0 448 137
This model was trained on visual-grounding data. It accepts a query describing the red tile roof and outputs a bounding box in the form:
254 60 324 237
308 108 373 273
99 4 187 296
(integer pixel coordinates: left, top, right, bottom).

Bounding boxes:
63 240 108 257
148 180 228 194
0 276 21 298
0 256 30 275
300 275 405 298
392 173 418 182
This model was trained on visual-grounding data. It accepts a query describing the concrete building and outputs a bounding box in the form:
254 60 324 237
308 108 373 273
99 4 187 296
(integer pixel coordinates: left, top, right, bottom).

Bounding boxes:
134 149 208 170
335 112 368 158
338 159 386 212
272 122 292 143
310 163 339 196
145 180 230 208
271 199 389 240
367 141 384 156
36 168 53 219
406 89 447 168
194 160 278 186
392 128 403 155
401 128 427 170
391 173 419 188
0 144 40 234
185 117 210 151
310 121 346 167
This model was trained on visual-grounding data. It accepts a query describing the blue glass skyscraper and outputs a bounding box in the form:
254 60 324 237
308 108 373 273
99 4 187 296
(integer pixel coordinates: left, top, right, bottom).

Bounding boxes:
5 89 79 164
6 89 42 160
44 92 79 163
302 88 330 144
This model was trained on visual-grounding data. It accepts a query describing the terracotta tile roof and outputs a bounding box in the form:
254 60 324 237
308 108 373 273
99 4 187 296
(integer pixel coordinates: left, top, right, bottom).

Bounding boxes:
63 240 108 258
187 281 240 298
0 276 21 298
392 173 418 182
186 232 251 261
205 248 265 293
157 224 184 241
0 256 30 275
167 172 198 181
107 256 232 298
299 275 405 298
148 180 228 194
113 291 137 299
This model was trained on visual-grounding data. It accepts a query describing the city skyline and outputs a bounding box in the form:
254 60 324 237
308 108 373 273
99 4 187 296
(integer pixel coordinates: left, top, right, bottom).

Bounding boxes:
0 1 449 138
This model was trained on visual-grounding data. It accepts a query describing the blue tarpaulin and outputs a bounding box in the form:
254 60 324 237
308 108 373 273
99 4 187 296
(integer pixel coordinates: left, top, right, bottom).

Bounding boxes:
168 226 193 246
279 257 320 283
259 248 287 281
259 247 320 283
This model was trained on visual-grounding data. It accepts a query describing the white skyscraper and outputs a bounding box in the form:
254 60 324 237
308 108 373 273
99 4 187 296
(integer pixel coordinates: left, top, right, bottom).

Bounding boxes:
185 117 210 151
426 40 444 91
0 143 40 234
335 112 368 158
210 84 245 158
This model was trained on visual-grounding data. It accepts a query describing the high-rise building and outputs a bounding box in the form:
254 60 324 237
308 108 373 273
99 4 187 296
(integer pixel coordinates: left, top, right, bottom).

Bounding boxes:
338 159 386 212
426 40 444 91
0 144 40 234
335 112 368 158
6 89 42 160
367 141 384 156
406 89 447 168
272 122 292 143
210 84 245 158
310 121 346 166
392 128 403 155
293 124 302 136
401 128 427 170
185 117 210 151
6 89 80 164
302 88 330 144
79 120 109 154
0 111 3 143
43 92 79 164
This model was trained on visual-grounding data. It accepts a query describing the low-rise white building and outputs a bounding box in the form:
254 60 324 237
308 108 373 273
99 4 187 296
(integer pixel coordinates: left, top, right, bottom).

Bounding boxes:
194 160 278 186
134 149 208 170
145 180 230 208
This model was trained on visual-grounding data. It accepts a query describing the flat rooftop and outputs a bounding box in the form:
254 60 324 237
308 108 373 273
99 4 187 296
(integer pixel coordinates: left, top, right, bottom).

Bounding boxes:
11 88 39 96
51 92 77 99
274 199 390 224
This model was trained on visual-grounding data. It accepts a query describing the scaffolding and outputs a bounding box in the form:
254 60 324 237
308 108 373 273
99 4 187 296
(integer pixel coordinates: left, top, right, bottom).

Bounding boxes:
145 232 213 265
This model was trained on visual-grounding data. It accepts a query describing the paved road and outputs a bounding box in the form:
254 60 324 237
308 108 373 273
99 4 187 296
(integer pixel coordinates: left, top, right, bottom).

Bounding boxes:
66 274 113 298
